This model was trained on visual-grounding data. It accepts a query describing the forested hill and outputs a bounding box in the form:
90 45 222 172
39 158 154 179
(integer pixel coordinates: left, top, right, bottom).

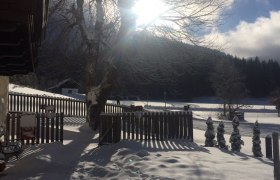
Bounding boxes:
114 33 280 100
11 32 280 100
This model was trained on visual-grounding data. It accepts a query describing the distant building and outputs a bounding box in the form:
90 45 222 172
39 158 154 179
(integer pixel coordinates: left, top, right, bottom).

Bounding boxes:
48 78 81 96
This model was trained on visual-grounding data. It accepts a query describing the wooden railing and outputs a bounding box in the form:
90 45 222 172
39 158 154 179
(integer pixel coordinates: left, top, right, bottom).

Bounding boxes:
99 111 193 145
6 112 64 145
9 93 86 117
8 93 139 117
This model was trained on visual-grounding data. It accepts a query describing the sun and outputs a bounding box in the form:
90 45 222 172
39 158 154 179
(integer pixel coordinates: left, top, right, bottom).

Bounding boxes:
132 0 167 28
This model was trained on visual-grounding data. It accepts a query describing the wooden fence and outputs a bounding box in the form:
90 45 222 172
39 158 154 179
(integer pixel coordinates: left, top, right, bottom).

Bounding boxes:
99 111 193 145
8 93 134 117
272 132 280 180
6 112 64 145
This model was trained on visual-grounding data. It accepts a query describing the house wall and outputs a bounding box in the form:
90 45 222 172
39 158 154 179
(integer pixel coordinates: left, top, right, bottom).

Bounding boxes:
0 76 9 127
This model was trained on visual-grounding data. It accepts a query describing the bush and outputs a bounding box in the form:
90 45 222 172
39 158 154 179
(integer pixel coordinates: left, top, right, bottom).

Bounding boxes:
205 117 217 147
229 116 244 152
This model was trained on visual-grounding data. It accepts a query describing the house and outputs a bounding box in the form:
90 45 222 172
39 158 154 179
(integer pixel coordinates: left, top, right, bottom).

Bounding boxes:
0 0 49 125
48 78 81 96
0 0 48 75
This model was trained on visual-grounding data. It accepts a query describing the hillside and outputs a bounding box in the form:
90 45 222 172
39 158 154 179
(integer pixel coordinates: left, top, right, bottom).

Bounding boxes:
10 32 280 100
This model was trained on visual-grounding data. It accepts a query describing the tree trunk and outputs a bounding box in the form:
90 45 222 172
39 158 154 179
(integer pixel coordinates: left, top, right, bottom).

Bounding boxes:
86 0 136 130
87 64 116 130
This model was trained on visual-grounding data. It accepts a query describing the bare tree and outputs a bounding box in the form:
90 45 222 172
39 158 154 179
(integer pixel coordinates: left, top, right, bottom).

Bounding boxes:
44 0 231 129
210 60 248 120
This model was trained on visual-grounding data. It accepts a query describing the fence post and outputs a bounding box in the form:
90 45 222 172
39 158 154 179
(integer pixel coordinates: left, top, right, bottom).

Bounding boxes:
41 113 45 144
60 113 64 143
188 112 193 142
266 135 272 159
272 132 280 180
36 113 40 144
46 116 50 143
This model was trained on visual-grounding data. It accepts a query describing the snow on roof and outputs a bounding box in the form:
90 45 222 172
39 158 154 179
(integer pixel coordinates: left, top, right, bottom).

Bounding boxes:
9 83 75 99
48 78 80 90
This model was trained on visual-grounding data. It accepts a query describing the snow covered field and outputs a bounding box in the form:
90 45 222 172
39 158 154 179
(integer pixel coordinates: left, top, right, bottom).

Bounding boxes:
110 99 279 125
2 84 278 179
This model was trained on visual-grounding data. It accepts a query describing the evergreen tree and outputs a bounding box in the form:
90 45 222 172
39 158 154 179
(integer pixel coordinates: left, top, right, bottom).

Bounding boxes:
205 117 216 147
252 121 263 157
217 121 228 149
229 116 244 152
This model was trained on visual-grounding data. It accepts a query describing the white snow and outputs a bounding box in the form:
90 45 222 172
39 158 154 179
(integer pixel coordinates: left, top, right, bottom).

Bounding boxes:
1 84 277 179
9 84 73 99
1 124 274 180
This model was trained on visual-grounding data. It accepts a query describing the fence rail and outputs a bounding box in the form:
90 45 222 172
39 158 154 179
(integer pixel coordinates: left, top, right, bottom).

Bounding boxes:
8 93 134 117
6 112 64 145
99 111 193 145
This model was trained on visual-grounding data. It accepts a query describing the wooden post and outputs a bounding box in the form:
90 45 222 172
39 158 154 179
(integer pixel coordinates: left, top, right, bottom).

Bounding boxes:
135 113 139 140
148 112 151 141
60 113 64 143
127 113 131 139
272 132 280 180
266 135 272 159
36 113 40 144
145 112 148 141
131 113 135 140
155 112 159 141
41 113 45 144
51 116 54 142
160 112 164 141
16 114 20 141
164 113 167 140
46 117 49 143
123 113 126 140
117 114 122 142
140 113 143 141
175 112 179 139
11 114 15 141
55 113 59 141
188 112 193 142
278 104 280 117
145 113 151 141
5 113 10 142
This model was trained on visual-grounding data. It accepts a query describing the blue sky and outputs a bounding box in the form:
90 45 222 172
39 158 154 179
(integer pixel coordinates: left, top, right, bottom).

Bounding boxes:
209 0 280 60
221 0 280 32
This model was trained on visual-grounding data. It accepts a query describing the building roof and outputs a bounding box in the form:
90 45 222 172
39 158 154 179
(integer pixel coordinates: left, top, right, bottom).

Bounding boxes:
48 78 81 90
272 97 280 105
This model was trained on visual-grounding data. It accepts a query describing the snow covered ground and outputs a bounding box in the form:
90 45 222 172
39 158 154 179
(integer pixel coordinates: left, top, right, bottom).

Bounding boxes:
1 84 277 179
0 122 274 180
109 99 279 125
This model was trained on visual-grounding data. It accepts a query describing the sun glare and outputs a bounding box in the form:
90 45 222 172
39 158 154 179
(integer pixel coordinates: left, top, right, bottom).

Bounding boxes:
132 0 167 27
